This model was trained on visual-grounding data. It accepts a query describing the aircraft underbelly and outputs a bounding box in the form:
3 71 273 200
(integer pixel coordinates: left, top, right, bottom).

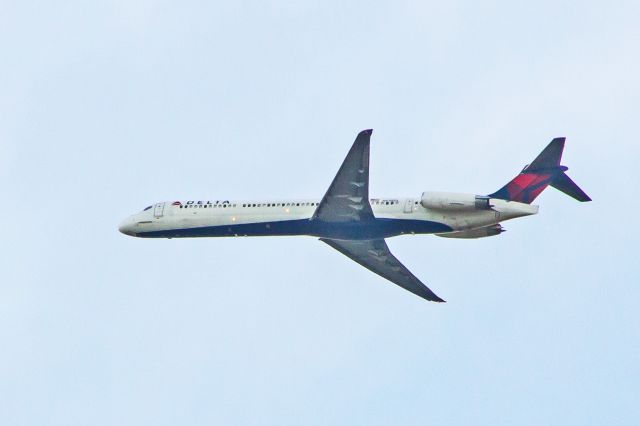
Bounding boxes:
137 217 452 239
312 219 452 240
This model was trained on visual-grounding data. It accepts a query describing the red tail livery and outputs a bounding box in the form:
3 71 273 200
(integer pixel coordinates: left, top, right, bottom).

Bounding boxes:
489 138 591 204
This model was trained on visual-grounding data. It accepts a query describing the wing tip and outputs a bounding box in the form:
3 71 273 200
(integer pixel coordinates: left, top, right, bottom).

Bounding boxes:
359 129 373 136
418 290 446 303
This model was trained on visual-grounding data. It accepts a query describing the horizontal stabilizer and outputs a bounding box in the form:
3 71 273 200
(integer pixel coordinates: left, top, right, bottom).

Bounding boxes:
550 172 592 202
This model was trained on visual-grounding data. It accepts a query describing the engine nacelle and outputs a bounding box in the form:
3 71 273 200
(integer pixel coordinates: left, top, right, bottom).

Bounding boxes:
420 191 491 211
436 224 505 239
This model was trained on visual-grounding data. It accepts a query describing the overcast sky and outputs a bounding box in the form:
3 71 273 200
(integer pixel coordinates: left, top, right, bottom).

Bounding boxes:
2 1 639 425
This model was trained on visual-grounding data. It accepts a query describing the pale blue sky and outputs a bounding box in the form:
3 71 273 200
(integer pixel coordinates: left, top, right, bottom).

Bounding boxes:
1 1 639 425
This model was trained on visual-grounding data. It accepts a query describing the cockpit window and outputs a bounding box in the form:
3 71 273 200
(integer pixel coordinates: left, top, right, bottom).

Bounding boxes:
143 206 152 211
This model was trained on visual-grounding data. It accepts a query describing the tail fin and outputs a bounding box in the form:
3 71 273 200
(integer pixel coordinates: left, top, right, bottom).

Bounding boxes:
489 138 591 204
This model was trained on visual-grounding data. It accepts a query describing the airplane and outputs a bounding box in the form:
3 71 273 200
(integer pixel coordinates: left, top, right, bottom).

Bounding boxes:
119 129 590 302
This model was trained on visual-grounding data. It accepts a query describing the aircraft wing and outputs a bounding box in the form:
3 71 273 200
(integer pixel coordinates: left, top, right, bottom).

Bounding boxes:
320 238 445 302
312 129 375 222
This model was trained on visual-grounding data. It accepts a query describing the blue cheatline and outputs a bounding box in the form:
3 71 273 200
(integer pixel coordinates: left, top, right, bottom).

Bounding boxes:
137 218 453 240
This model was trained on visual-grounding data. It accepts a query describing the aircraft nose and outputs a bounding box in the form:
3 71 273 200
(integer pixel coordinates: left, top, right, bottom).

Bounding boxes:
118 217 137 237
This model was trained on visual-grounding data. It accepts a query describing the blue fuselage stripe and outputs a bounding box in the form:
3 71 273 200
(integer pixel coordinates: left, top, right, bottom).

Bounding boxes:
137 218 452 240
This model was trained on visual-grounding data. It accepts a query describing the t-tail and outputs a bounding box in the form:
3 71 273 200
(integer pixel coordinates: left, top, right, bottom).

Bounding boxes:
489 137 591 204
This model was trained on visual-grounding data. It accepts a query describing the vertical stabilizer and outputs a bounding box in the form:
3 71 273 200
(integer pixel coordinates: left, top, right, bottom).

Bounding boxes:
489 138 591 204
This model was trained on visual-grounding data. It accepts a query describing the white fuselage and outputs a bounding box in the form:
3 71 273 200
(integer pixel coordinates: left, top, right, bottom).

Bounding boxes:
119 194 538 240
